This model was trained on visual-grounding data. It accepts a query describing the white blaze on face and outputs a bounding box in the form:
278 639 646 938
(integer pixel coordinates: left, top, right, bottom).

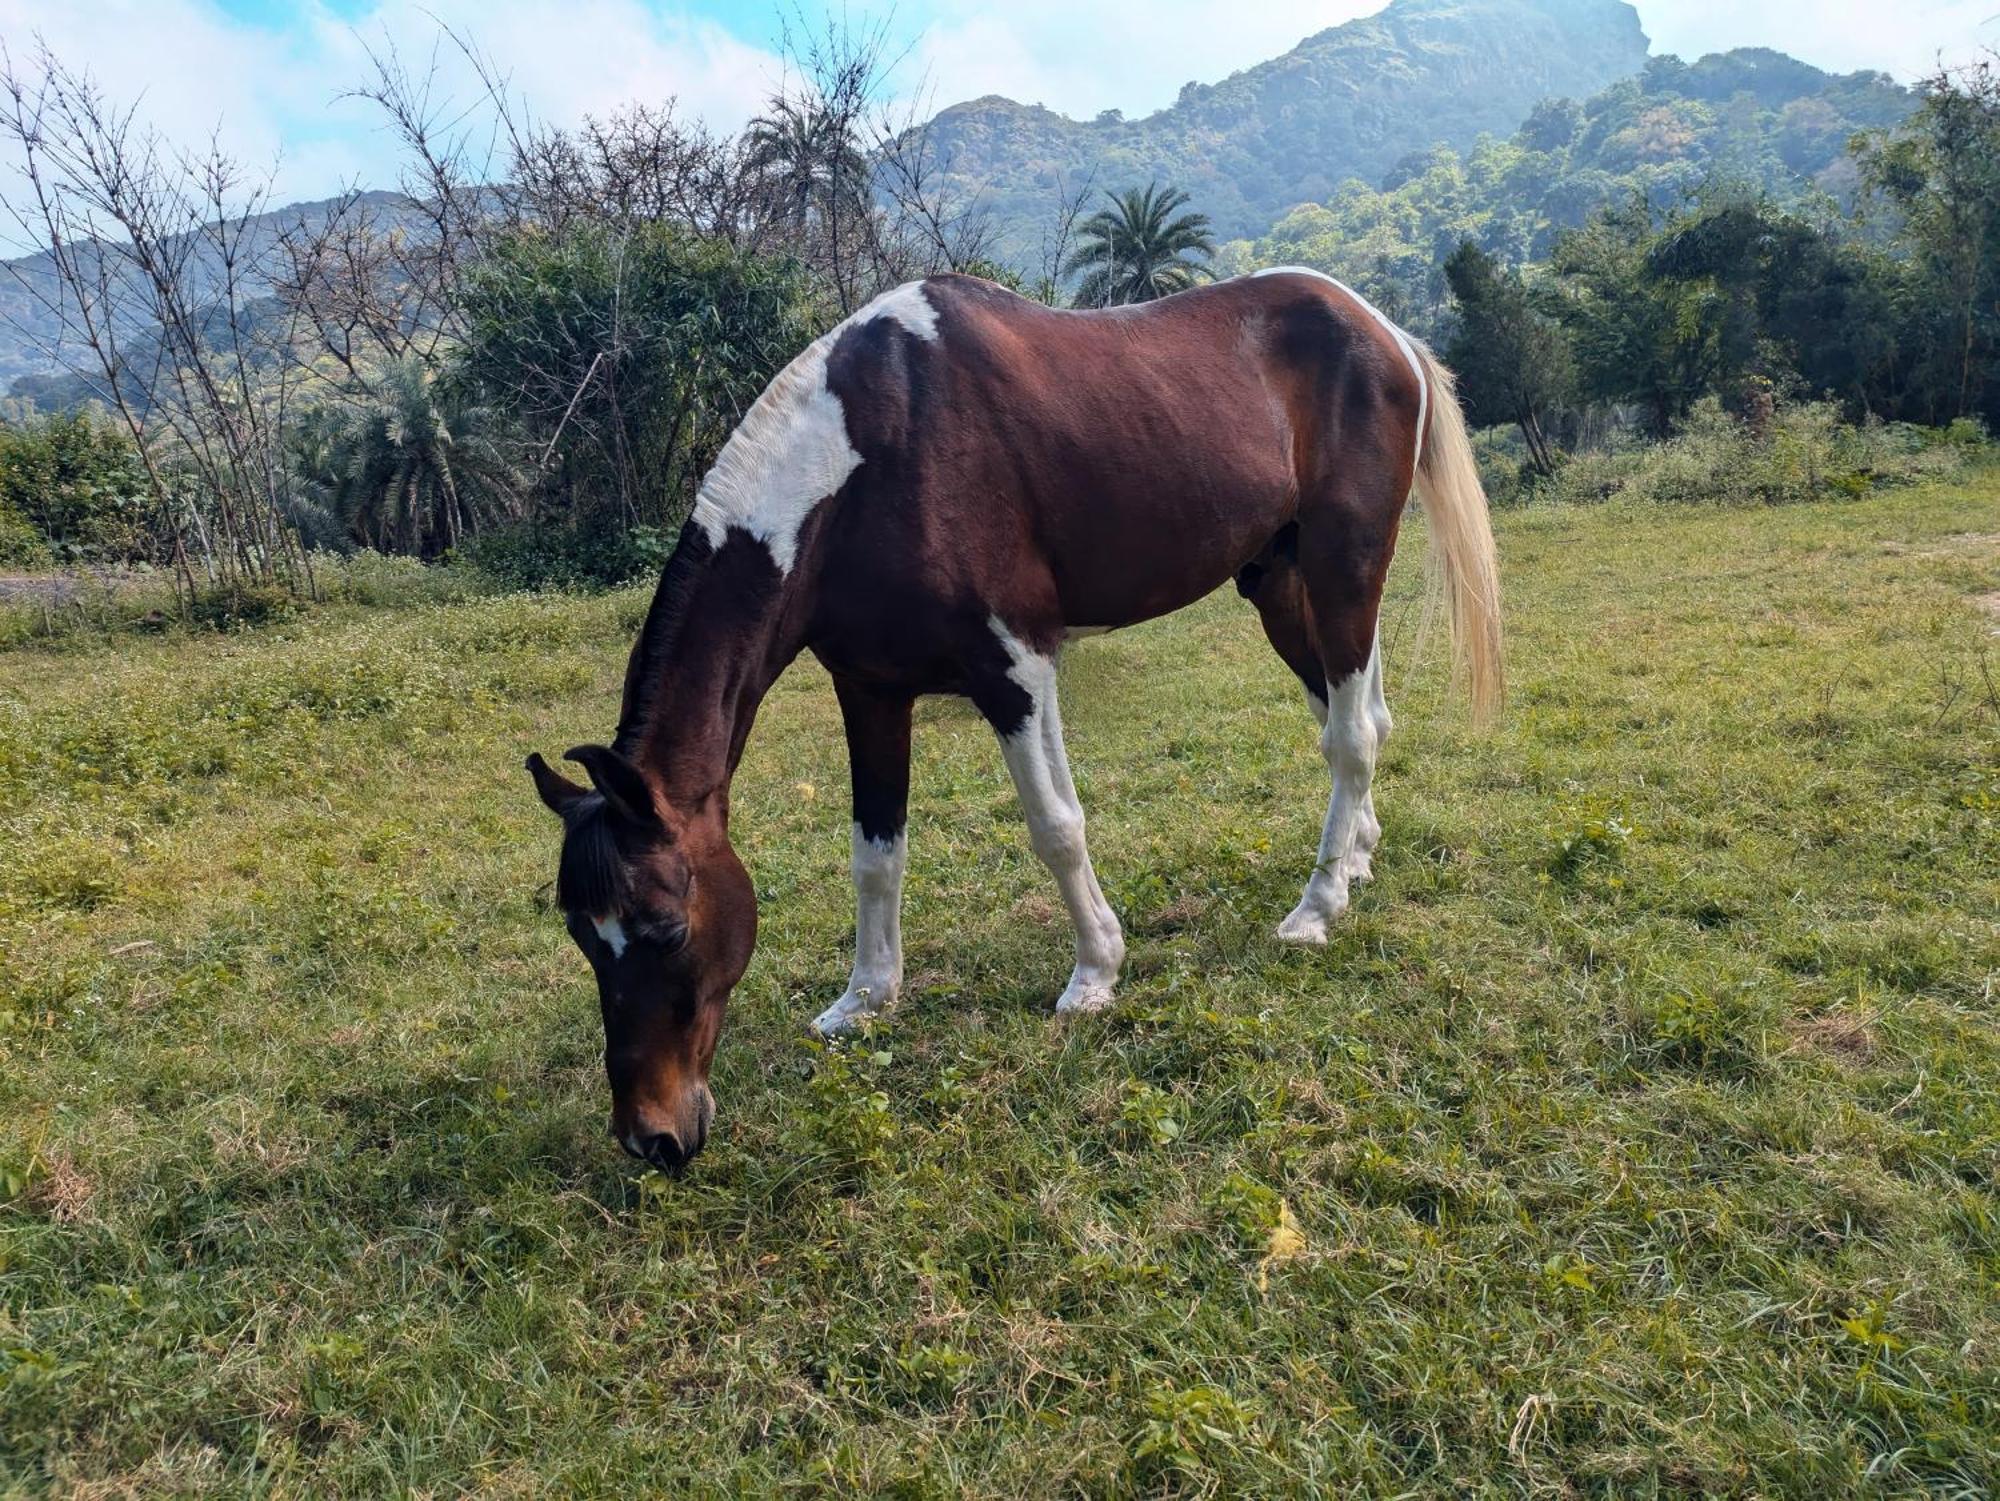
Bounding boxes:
1253 265 1429 485
988 617 1126 1015
691 281 941 574
592 915 629 959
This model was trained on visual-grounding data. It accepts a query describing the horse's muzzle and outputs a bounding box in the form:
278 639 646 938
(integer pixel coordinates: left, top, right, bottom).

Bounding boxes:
622 1127 702 1173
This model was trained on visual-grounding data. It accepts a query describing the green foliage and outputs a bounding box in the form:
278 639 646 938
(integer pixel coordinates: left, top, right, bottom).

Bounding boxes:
0 410 153 564
1543 797 1634 886
0 496 48 569
0 477 1996 1491
1062 183 1216 307
1442 241 1571 472
291 360 522 559
455 518 674 593
1853 59 2000 427
1499 399 1979 509
452 221 817 537
186 579 299 632
1547 196 1730 434
1247 47 1911 342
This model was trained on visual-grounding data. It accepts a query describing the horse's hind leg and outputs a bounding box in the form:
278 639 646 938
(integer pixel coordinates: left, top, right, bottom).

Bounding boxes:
1238 532 1389 899
1276 495 1400 945
1236 525 1328 718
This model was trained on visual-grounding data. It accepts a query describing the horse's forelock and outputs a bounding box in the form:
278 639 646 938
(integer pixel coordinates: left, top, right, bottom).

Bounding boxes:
557 799 631 916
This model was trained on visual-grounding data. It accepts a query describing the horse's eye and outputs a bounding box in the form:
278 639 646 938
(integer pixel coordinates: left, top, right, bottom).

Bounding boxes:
638 917 689 955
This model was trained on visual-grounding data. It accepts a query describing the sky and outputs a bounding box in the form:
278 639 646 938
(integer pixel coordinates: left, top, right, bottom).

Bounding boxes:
0 0 1995 205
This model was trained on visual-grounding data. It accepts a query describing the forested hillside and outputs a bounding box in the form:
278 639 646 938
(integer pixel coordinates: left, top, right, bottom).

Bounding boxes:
918 0 1651 253
1240 48 1915 334
0 191 422 392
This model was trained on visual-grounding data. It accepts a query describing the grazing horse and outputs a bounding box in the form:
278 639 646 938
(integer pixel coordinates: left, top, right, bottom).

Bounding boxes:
527 269 1502 1171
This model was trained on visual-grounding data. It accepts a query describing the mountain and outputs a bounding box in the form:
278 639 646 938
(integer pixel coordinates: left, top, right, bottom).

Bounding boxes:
1239 45 1915 337
0 1 1919 398
0 190 420 395
921 0 1652 257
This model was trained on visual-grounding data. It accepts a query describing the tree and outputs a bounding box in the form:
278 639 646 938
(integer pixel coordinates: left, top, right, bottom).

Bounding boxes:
452 223 815 533
1062 184 1216 307
1547 198 1725 435
1442 243 1572 475
296 358 520 558
744 99 872 240
0 409 153 562
1854 60 2000 425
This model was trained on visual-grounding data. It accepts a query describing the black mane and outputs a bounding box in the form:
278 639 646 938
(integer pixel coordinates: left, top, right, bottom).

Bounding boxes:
612 523 714 753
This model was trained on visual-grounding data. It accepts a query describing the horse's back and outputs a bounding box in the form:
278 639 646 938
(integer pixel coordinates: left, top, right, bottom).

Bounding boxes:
820 274 1414 634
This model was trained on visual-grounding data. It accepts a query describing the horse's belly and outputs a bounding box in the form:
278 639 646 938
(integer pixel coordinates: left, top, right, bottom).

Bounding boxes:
1045 473 1293 631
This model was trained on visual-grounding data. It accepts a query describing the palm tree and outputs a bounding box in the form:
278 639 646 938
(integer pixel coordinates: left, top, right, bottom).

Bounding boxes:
1061 183 1217 307
298 360 522 558
743 99 871 236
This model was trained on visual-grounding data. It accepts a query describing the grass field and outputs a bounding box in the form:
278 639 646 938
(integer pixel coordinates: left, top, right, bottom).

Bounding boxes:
2 477 1997 1496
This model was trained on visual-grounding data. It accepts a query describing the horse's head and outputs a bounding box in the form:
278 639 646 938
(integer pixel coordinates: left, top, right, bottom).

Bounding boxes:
527 745 756 1172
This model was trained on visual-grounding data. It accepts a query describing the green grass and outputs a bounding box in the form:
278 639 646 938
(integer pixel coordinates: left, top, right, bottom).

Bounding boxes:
2 477 1997 1496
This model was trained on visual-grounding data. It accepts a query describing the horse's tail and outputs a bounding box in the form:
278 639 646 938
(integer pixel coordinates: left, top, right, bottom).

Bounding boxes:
1411 343 1504 723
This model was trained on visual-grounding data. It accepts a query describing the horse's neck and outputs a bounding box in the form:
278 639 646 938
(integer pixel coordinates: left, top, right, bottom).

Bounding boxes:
617 531 806 813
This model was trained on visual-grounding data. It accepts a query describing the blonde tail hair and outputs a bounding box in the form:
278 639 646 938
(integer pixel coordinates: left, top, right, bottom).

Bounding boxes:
1411 344 1504 722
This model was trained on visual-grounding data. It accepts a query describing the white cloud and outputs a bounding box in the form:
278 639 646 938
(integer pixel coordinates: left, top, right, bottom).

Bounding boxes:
0 0 786 210
908 1 1378 120
318 0 782 140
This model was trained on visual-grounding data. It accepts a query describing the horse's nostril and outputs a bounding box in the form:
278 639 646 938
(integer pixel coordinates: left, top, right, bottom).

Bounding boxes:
633 1131 686 1170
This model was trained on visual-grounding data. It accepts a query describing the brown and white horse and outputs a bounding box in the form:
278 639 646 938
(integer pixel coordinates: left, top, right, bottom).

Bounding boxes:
527 269 1501 1171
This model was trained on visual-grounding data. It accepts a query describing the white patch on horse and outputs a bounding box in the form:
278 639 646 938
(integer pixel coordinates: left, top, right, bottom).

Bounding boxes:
592 915 629 958
1346 635 1391 883
1254 265 1428 486
1278 634 1385 945
812 824 908 1036
691 281 941 573
989 617 1126 1014
863 280 942 342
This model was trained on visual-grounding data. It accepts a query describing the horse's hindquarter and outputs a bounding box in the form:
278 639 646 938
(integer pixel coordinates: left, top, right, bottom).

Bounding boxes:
923 280 1304 630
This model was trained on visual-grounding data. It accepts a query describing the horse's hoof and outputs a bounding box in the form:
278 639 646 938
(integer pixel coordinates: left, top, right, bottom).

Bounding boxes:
1276 907 1332 945
810 987 889 1037
1341 849 1374 883
1054 979 1116 1016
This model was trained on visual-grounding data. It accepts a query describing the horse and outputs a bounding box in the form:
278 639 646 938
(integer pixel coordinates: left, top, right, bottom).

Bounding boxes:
526 268 1502 1172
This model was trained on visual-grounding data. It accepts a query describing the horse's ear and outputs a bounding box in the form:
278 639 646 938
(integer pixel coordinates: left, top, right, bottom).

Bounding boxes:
564 744 659 828
526 751 589 815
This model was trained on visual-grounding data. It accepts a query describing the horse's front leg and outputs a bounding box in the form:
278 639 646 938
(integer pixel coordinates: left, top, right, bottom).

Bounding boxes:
811 679 914 1036
980 619 1126 1015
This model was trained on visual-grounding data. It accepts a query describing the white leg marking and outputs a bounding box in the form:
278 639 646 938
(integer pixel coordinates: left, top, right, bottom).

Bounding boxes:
990 620 1126 1015
1278 642 1382 945
1344 637 1392 883
812 824 908 1036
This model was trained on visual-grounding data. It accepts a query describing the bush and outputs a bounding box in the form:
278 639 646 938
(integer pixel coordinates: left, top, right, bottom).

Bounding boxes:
0 411 155 563
457 520 674 593
0 498 49 569
188 579 299 632
309 550 487 609
1521 399 1984 508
